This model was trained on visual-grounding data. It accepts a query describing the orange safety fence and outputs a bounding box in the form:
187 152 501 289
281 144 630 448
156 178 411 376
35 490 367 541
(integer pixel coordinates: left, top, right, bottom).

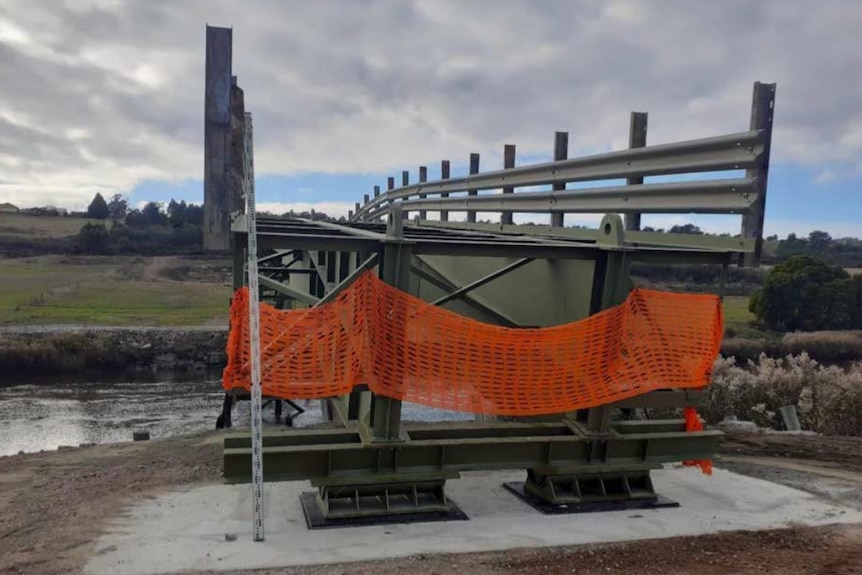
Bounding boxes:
223 269 723 418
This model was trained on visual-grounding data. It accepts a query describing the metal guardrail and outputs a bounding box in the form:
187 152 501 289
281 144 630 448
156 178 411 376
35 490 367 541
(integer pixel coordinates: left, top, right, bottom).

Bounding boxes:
348 82 776 266
352 129 765 221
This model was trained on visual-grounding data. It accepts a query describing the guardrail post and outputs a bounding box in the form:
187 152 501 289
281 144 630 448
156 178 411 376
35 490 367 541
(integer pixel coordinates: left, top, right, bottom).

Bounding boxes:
418 165 428 221
550 132 568 227
741 81 776 267
386 176 395 223
624 112 648 232
440 160 450 222
467 153 480 223
501 144 516 225
401 170 410 221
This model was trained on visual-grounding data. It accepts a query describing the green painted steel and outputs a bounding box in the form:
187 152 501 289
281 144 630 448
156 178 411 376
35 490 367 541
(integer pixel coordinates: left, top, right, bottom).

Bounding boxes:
222 421 722 484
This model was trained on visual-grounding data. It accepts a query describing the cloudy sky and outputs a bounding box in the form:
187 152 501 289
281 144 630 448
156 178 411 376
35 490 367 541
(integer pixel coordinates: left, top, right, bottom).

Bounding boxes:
1 0 860 237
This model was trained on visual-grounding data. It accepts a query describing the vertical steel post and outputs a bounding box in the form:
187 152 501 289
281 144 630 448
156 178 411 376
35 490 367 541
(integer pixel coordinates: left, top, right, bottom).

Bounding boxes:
467 153 480 223
418 166 428 221
624 112 648 232
741 81 776 267
440 160 450 222
501 145 516 225
550 132 568 228
586 215 631 432
372 204 411 441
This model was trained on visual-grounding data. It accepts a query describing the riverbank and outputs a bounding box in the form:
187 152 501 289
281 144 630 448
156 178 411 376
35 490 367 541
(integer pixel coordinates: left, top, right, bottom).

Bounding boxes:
3 325 862 383
0 430 860 575
0 326 227 380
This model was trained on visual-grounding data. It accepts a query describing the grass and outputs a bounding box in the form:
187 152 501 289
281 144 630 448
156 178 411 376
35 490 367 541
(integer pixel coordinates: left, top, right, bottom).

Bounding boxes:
0 255 231 326
721 295 768 339
0 213 102 238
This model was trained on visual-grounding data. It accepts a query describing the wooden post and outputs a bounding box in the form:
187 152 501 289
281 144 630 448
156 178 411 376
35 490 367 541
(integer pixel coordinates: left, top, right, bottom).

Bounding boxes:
624 112 648 232
418 166 428 221
440 160 450 222
550 132 568 227
741 81 776 267
467 153 480 223
374 185 380 198
203 25 233 252
501 144 516 225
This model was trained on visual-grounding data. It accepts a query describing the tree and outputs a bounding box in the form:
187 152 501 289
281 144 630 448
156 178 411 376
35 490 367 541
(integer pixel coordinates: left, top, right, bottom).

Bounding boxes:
808 230 832 251
86 193 109 219
749 255 856 331
669 223 704 235
141 202 168 227
107 194 128 221
167 199 187 228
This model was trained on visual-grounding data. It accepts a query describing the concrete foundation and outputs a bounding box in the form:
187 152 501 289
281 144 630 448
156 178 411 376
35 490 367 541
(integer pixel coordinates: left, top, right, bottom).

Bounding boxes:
85 466 862 575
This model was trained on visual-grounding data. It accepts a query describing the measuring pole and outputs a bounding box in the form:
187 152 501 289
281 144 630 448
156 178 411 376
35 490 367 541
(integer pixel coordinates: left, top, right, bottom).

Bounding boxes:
243 111 265 541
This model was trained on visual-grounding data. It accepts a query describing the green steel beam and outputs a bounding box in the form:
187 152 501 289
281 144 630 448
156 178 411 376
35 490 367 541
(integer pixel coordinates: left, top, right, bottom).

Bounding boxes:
414 219 754 253
223 423 723 483
371 205 411 442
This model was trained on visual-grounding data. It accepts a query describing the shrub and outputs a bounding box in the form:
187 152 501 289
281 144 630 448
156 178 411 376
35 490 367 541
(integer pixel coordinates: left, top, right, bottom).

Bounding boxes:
703 354 862 436
75 222 110 254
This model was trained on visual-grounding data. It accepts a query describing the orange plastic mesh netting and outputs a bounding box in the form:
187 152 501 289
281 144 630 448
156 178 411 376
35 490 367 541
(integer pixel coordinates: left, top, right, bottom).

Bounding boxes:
223 270 723 417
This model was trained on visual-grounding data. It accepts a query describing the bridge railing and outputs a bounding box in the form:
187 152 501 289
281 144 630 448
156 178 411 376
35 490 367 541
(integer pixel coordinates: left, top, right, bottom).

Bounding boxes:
350 82 776 266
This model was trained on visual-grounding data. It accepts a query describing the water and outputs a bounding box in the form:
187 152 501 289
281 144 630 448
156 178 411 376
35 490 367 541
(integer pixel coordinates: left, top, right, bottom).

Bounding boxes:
0 378 473 456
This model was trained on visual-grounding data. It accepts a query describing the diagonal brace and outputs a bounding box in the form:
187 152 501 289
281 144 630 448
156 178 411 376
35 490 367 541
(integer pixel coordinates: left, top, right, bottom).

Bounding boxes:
431 258 534 306
314 253 380 307
410 261 520 327
259 275 320 306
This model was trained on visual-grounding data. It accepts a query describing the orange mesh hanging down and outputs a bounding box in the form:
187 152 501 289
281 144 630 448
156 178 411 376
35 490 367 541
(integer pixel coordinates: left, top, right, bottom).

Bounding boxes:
223 270 723 416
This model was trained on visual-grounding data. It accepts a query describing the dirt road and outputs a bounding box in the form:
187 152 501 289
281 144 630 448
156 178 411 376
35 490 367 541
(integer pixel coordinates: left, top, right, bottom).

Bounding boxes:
1 431 860 575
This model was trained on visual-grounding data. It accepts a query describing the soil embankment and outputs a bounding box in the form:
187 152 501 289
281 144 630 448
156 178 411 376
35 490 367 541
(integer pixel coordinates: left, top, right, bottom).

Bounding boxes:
0 431 861 575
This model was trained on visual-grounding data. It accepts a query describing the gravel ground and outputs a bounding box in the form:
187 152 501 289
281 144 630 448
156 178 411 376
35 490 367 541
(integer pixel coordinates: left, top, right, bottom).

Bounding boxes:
1 430 861 575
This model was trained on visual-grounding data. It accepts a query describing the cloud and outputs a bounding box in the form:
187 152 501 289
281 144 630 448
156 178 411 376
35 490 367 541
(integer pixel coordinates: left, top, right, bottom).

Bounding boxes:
0 0 861 217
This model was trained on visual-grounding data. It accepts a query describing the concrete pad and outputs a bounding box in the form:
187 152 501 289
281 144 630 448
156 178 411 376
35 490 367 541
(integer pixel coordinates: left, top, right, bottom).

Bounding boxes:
85 466 862 575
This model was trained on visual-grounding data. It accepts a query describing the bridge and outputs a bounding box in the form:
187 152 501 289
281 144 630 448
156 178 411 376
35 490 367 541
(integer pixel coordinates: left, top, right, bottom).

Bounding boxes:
203 25 776 529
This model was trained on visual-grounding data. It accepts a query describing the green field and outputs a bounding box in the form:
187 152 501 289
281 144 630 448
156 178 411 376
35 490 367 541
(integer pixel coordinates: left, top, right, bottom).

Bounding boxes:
0 213 101 238
0 255 231 326
721 295 766 338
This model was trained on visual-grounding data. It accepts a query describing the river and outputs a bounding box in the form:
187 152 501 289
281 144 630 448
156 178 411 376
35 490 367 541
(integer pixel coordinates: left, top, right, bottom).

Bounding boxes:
0 377 472 456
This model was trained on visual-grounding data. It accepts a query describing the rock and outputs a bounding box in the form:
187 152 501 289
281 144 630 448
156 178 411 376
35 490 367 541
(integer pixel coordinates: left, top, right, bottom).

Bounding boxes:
717 419 760 433
133 431 150 442
224 533 237 542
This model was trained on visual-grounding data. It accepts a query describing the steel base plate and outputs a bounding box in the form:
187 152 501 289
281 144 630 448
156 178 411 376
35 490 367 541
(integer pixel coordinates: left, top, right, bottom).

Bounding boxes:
503 482 680 514
299 491 469 529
